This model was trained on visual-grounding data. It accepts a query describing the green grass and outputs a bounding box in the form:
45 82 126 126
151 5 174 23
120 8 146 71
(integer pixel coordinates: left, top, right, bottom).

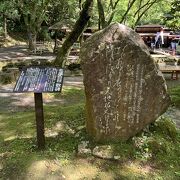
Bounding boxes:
0 86 180 179
0 103 85 178
54 86 85 104
168 85 180 108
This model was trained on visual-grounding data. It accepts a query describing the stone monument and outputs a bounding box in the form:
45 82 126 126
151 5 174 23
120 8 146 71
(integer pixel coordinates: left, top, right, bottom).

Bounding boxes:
80 23 170 142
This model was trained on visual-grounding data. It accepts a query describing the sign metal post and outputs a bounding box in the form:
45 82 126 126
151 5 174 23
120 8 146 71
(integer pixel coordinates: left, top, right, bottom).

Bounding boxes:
34 92 45 149
13 66 64 149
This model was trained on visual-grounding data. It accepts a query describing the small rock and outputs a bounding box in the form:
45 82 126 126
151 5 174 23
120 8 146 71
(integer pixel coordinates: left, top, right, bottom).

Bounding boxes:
114 155 121 160
92 145 114 159
78 141 91 155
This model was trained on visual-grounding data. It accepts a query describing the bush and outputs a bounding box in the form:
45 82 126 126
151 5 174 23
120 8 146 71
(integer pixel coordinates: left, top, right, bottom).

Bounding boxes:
169 86 180 108
152 117 178 141
67 63 81 71
147 137 169 155
2 62 28 72
2 63 15 72
15 61 28 70
0 72 13 84
132 116 179 161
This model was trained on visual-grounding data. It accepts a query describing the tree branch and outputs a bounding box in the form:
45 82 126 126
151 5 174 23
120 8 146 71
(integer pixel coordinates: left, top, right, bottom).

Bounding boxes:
134 0 158 26
120 0 137 24
97 0 106 29
54 0 93 67
134 0 151 17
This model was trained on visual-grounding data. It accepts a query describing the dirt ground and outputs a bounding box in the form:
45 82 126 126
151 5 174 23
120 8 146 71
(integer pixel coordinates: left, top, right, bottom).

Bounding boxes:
0 45 55 61
0 76 83 111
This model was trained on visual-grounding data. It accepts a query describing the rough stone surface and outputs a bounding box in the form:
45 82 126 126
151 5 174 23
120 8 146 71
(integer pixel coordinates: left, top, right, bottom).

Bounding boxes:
80 23 170 142
92 145 114 159
78 141 91 155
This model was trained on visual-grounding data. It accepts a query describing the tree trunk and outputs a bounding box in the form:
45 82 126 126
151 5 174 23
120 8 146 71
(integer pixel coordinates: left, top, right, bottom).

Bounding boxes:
97 0 106 29
107 0 120 25
54 0 93 67
53 31 58 53
97 0 120 29
3 14 7 38
28 32 37 50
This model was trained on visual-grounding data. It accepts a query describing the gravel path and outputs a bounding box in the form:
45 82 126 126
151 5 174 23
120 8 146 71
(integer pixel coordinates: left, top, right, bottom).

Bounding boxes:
0 76 83 112
0 45 55 61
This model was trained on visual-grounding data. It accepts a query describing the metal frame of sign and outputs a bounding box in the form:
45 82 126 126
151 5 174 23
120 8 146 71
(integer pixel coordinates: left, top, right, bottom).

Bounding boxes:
13 66 64 149
13 66 64 93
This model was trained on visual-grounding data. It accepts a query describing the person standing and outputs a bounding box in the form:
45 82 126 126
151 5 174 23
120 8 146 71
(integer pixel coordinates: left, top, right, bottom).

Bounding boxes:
155 27 164 49
171 37 177 56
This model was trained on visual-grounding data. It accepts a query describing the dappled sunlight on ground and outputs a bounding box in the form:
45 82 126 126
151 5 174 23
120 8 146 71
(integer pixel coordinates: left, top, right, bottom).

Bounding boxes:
46 121 75 138
0 45 55 61
25 158 118 180
63 77 84 88
26 160 65 179
0 111 35 140
0 76 84 112
61 160 100 180
120 161 154 177
4 134 34 141
0 74 179 179
24 157 158 180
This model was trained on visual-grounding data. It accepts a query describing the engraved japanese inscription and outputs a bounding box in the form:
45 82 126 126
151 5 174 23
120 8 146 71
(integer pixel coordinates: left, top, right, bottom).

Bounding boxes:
80 23 170 142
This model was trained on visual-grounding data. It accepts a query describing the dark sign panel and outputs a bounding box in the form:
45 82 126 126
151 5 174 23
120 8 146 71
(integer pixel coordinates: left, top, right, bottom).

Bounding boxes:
13 67 64 93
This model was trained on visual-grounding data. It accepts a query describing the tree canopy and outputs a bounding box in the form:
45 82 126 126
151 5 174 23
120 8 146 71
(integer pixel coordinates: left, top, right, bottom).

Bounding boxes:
164 0 180 30
0 0 178 34
0 0 179 65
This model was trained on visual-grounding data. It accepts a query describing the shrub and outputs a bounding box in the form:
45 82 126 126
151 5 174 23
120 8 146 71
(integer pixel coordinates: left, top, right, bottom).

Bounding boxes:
0 72 13 84
169 86 180 108
153 117 178 141
147 137 169 155
2 62 14 72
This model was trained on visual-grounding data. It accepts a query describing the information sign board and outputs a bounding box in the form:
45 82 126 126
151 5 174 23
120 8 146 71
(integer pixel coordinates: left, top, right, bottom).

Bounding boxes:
13 67 64 93
13 66 64 149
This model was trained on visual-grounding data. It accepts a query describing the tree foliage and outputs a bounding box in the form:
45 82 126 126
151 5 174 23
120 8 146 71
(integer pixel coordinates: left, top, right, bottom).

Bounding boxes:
0 0 18 19
47 0 80 26
114 0 166 27
95 0 169 29
132 0 163 27
97 0 120 29
165 0 180 30
15 0 51 49
0 0 177 64
0 0 19 37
